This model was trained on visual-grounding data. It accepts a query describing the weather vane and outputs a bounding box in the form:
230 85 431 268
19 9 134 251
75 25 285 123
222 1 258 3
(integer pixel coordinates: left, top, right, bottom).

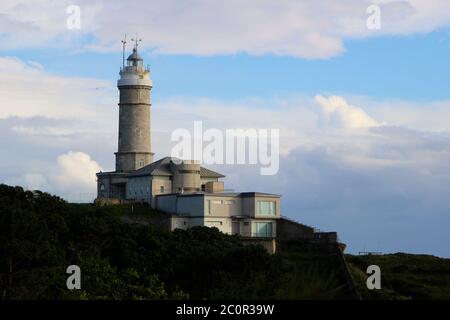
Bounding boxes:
131 32 142 51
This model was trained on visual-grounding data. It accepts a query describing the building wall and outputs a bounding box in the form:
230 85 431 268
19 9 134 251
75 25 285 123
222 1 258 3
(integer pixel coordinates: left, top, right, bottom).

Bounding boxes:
314 232 338 243
156 194 178 213
97 175 111 198
157 194 205 217
171 161 201 193
204 217 232 234
151 176 172 207
170 216 189 230
204 195 242 218
241 197 255 217
176 195 204 215
115 152 153 174
188 217 206 228
205 181 224 193
97 173 127 199
126 175 151 202
276 218 315 241
127 175 175 206
200 177 219 185
170 215 232 235
156 193 279 239
115 85 153 172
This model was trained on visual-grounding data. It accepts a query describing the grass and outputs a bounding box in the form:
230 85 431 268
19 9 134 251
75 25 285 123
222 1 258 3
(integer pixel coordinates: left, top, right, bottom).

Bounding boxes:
346 253 450 300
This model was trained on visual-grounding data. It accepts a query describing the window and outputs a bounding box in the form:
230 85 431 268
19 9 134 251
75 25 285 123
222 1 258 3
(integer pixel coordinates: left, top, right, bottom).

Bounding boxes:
201 184 206 191
206 200 211 215
257 201 276 215
139 160 144 167
253 222 273 237
100 184 105 191
212 200 222 205
160 186 165 193
232 222 240 235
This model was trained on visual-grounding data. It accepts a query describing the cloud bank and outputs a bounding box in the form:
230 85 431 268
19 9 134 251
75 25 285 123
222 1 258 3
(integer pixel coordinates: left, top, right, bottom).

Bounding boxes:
1 0 450 58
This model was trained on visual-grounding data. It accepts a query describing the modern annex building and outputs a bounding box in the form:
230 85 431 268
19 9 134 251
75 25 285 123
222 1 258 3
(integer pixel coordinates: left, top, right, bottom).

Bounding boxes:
96 43 283 248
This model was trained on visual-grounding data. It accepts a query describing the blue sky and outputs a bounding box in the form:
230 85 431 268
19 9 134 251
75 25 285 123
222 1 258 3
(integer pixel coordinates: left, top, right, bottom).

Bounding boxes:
1 0 450 257
5 30 450 102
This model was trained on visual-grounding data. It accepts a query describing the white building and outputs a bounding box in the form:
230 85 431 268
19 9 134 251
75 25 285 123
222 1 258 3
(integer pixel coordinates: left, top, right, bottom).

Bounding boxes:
96 43 281 251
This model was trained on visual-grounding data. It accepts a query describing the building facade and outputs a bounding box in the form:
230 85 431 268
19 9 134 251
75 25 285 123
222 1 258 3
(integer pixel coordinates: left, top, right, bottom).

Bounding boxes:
96 44 282 251
156 192 280 238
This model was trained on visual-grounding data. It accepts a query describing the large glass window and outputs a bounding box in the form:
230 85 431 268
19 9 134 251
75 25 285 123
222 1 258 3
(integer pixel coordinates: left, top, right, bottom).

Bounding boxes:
257 200 276 215
253 222 272 237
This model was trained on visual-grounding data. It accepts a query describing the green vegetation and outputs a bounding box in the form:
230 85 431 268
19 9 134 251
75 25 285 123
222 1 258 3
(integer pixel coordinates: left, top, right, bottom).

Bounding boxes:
1 184 448 300
347 253 450 300
0 184 349 300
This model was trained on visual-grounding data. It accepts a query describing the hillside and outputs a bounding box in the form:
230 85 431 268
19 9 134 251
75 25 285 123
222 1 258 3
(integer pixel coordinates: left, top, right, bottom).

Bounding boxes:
346 253 450 300
0 184 351 299
0 184 448 300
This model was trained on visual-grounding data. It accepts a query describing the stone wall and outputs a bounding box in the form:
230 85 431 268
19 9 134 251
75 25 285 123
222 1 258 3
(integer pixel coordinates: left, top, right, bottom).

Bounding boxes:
116 85 153 172
276 217 315 241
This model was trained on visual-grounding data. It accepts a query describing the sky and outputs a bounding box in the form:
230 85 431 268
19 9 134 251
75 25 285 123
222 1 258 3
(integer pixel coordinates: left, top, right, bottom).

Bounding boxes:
1 0 450 257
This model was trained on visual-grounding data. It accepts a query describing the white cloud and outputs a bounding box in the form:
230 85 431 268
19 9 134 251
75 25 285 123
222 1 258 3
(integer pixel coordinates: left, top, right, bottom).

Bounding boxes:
52 151 102 193
21 151 103 201
1 0 450 58
315 95 380 130
0 56 114 120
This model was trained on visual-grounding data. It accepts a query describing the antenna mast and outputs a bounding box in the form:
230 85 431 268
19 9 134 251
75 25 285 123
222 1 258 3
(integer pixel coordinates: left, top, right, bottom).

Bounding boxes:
121 34 127 69
131 32 142 52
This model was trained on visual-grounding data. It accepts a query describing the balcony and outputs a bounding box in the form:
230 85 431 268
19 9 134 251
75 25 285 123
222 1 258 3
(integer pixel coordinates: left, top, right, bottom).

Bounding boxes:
233 230 275 239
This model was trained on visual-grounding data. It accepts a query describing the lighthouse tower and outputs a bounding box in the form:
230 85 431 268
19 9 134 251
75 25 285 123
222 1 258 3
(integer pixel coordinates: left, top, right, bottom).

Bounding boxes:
115 41 154 172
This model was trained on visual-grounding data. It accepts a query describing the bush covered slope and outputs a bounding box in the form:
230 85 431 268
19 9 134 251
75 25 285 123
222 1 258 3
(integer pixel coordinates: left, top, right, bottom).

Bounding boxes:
2 184 447 300
0 184 349 300
347 253 450 300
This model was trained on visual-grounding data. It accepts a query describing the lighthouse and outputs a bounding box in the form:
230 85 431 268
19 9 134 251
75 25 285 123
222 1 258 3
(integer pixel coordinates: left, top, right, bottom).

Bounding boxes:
115 39 154 172
96 38 223 202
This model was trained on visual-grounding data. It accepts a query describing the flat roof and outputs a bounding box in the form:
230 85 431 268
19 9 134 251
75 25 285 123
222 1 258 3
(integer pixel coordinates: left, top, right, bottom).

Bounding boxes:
155 191 281 198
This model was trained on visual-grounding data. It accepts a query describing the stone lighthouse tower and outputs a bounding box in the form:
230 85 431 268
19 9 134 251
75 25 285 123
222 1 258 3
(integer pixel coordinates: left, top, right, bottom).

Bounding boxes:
115 42 154 172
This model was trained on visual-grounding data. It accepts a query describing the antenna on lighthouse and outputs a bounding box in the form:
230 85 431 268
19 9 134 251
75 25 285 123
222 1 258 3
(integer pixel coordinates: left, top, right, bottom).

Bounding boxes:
121 34 127 69
131 33 142 52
